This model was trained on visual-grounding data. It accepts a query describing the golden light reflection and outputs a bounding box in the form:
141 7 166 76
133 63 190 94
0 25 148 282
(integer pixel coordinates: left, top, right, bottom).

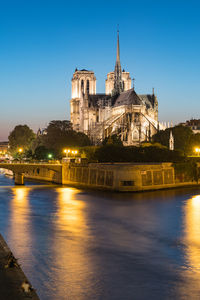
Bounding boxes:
8 187 31 258
184 195 200 272
178 194 200 298
56 187 86 232
51 188 94 299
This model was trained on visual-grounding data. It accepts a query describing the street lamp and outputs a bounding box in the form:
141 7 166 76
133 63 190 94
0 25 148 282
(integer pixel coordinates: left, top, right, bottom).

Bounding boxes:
18 148 23 163
71 150 78 158
63 149 71 157
195 147 200 156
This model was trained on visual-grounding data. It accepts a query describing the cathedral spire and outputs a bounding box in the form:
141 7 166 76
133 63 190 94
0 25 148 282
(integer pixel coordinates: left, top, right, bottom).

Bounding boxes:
116 28 120 63
112 28 124 96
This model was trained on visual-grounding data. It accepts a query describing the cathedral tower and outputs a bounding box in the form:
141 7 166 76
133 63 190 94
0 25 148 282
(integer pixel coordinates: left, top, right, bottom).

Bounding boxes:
70 69 96 131
71 69 96 99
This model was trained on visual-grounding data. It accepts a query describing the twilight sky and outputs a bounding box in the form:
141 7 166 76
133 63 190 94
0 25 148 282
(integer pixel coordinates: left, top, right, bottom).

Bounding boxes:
1 0 200 141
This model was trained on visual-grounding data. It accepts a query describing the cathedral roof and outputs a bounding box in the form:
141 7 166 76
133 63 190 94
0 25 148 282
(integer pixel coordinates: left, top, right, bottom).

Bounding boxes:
74 68 94 73
138 94 156 109
85 90 156 110
88 94 111 106
114 88 142 107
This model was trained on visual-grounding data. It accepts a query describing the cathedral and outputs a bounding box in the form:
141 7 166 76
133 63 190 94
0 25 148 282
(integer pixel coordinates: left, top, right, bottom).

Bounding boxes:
70 32 161 145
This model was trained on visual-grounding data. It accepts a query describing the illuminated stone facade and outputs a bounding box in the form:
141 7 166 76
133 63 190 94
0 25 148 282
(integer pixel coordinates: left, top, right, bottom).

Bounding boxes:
105 71 131 95
70 32 161 145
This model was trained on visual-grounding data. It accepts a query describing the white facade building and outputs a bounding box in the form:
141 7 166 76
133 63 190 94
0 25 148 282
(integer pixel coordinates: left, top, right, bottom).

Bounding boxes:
70 32 162 145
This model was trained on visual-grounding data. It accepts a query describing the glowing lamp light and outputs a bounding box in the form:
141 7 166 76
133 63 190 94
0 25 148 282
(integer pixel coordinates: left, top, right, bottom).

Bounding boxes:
48 154 53 159
195 147 200 155
195 147 200 152
18 148 23 153
63 149 71 157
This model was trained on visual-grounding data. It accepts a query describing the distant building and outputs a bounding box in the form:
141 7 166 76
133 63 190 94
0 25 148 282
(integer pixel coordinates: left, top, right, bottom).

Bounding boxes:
184 119 200 134
70 31 167 145
0 141 9 159
37 128 47 136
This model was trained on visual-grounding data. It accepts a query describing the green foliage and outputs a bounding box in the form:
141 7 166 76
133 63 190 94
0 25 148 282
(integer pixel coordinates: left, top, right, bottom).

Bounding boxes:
24 149 33 159
41 120 91 158
94 145 125 162
102 134 123 146
141 142 167 149
186 133 200 155
91 144 184 163
8 125 35 154
173 159 200 182
79 146 99 161
31 135 44 153
153 125 193 154
34 146 54 160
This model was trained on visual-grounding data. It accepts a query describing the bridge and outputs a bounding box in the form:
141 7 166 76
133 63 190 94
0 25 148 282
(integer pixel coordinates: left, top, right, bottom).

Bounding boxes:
0 163 62 185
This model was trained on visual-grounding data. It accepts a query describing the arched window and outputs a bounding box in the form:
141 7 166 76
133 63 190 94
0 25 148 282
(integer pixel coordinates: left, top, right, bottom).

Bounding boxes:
81 80 84 93
86 80 90 94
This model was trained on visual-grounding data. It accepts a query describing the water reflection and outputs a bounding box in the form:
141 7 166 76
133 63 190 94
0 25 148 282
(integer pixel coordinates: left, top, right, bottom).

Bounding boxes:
178 195 200 299
56 188 86 233
3 175 200 300
50 188 95 300
8 187 32 259
184 195 200 272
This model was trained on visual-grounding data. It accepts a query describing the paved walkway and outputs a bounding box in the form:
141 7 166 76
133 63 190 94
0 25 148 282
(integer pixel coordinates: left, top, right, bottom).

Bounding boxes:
0 234 40 300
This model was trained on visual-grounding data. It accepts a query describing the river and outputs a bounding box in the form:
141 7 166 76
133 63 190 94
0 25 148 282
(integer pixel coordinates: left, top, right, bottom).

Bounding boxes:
1 174 200 299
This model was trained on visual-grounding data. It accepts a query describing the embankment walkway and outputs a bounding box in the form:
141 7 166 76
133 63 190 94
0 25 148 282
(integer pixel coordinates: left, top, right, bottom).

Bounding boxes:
0 234 40 300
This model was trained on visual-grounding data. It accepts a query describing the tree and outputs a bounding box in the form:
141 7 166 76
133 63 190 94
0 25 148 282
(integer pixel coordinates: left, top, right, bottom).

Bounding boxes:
93 144 184 163
183 133 200 155
42 120 91 157
102 134 123 146
94 144 125 162
34 146 52 160
152 125 193 154
8 125 35 154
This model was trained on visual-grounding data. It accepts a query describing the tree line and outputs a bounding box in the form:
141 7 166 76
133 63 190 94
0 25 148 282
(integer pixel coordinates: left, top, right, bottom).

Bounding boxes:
8 121 200 162
8 120 91 160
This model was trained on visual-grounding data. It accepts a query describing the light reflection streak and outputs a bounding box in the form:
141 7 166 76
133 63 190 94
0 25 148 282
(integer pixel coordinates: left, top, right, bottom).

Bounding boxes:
178 194 200 298
56 188 86 232
8 187 31 258
50 187 94 299
184 195 200 272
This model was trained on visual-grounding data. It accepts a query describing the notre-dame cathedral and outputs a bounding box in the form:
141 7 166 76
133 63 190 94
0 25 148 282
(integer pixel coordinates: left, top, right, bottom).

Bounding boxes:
70 31 161 145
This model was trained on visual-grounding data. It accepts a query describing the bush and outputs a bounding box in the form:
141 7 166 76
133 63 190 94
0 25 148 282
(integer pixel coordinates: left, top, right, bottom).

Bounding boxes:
173 159 200 182
92 145 184 163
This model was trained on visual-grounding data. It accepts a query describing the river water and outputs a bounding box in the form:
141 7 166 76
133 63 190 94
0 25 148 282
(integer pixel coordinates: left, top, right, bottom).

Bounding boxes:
1 174 200 299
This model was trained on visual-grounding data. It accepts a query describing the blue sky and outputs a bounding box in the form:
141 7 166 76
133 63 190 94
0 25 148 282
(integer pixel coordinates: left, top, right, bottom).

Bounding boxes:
1 0 200 140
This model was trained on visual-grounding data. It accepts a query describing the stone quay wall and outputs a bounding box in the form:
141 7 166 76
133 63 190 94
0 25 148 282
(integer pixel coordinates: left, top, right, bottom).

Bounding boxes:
23 162 199 192
62 162 178 191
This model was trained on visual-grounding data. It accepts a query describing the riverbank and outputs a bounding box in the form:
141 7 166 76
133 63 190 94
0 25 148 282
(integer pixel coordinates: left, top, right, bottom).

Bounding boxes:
24 162 200 192
0 233 40 300
1 161 200 192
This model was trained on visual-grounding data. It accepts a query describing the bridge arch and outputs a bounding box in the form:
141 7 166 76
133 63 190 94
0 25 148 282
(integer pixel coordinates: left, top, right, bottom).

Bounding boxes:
0 163 62 185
